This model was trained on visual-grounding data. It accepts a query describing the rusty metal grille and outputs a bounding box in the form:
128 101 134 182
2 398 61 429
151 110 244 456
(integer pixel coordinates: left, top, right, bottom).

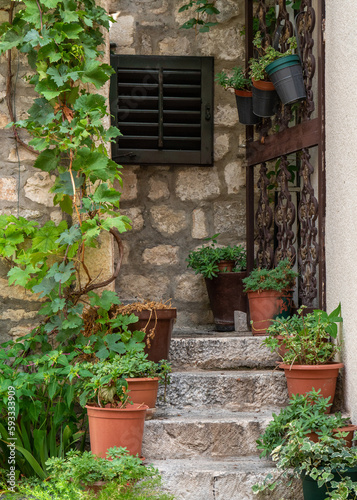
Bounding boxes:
245 0 325 309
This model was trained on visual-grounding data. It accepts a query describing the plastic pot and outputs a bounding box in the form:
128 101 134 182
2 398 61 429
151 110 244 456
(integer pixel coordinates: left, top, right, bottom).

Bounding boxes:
129 309 177 362
302 468 357 500
126 377 159 409
205 271 247 331
234 89 260 125
266 54 306 105
246 290 293 335
252 79 279 117
86 403 148 458
278 362 344 409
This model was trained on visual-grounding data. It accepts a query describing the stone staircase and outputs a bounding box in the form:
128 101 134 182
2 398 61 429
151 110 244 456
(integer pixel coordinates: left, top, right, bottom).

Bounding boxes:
143 331 304 500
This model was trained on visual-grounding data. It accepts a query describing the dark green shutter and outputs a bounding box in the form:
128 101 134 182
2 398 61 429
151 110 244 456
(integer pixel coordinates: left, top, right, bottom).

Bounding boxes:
110 55 214 165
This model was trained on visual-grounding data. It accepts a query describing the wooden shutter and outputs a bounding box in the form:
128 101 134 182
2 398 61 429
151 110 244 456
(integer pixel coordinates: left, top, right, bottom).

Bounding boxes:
110 55 214 165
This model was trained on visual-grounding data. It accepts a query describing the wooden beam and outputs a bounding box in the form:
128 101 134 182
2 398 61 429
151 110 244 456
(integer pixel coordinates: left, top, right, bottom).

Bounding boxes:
246 118 320 166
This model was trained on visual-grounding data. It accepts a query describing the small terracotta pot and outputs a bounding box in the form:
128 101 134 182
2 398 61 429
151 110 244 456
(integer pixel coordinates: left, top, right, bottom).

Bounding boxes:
126 377 159 409
247 290 293 335
307 425 357 448
217 260 235 272
276 334 288 358
83 481 106 494
278 362 344 410
86 403 148 458
252 78 275 91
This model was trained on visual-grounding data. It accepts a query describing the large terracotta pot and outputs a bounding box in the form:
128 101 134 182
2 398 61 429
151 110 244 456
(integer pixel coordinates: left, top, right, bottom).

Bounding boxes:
126 377 159 409
205 271 247 332
86 403 148 458
247 290 293 335
129 309 177 362
279 362 344 410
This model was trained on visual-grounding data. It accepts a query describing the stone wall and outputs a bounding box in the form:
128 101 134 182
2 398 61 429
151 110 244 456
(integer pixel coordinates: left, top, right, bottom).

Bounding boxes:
110 0 247 329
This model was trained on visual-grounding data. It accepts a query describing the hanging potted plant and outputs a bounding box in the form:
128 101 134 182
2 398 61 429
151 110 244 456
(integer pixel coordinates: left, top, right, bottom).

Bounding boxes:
186 235 247 331
77 357 149 458
215 67 260 125
242 258 297 335
264 304 344 406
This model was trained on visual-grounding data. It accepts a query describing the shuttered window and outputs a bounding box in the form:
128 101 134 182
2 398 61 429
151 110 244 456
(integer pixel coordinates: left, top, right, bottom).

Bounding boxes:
110 55 214 165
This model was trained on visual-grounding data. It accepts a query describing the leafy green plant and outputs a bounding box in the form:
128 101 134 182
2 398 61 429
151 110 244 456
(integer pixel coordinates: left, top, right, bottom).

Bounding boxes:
256 390 351 459
253 425 357 498
179 1 219 33
186 234 246 279
249 31 298 82
118 351 171 384
263 304 343 365
215 67 251 91
242 258 297 293
1 448 175 499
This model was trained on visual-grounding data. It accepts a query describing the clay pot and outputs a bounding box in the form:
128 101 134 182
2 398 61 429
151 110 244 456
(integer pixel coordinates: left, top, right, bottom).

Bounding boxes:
217 260 235 272
86 403 148 458
307 425 357 448
129 309 177 362
278 362 344 410
247 290 293 335
205 271 247 331
126 377 159 409
83 481 106 494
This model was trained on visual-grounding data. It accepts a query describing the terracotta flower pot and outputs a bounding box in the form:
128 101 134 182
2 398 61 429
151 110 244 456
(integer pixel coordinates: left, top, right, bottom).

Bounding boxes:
217 260 235 272
278 362 344 410
129 309 177 362
205 271 247 331
306 425 357 448
86 403 148 458
126 377 159 409
247 290 293 335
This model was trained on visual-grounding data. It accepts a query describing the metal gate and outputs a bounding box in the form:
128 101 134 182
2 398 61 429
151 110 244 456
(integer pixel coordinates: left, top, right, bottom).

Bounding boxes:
245 0 325 309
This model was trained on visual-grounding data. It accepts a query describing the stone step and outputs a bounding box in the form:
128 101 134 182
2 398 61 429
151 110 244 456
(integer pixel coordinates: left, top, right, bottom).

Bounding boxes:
143 408 277 459
147 456 303 500
169 334 280 370
157 369 288 411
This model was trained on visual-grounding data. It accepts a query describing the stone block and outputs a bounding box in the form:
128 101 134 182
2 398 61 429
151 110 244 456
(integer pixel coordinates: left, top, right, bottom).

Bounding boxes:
121 207 144 231
142 245 180 265
214 133 230 161
216 0 242 23
0 112 8 129
82 231 115 292
213 200 245 238
148 177 170 201
192 208 209 239
8 147 37 163
176 168 220 201
198 26 245 61
158 37 191 56
0 177 17 201
214 104 239 127
116 274 170 301
150 205 187 235
110 15 135 47
0 309 37 321
121 170 138 201
24 172 56 207
174 274 207 303
224 161 245 194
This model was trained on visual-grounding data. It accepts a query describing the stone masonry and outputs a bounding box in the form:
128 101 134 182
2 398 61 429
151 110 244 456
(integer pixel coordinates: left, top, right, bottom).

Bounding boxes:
110 1 248 329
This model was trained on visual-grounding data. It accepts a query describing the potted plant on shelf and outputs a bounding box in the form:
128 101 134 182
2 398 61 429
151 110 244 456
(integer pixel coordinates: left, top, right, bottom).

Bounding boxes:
263 304 344 405
253 420 357 499
249 31 305 115
215 66 260 125
242 258 297 335
186 234 247 331
77 357 149 458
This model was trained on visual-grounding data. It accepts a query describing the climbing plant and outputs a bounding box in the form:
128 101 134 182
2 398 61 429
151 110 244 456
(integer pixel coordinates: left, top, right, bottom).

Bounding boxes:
179 0 220 32
0 0 130 341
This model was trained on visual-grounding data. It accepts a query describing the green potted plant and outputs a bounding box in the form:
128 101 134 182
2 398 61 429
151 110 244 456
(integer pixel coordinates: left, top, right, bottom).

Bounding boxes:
263 304 344 405
215 67 260 125
186 234 247 331
249 32 305 115
253 422 357 499
77 356 149 458
115 351 171 410
242 258 297 335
